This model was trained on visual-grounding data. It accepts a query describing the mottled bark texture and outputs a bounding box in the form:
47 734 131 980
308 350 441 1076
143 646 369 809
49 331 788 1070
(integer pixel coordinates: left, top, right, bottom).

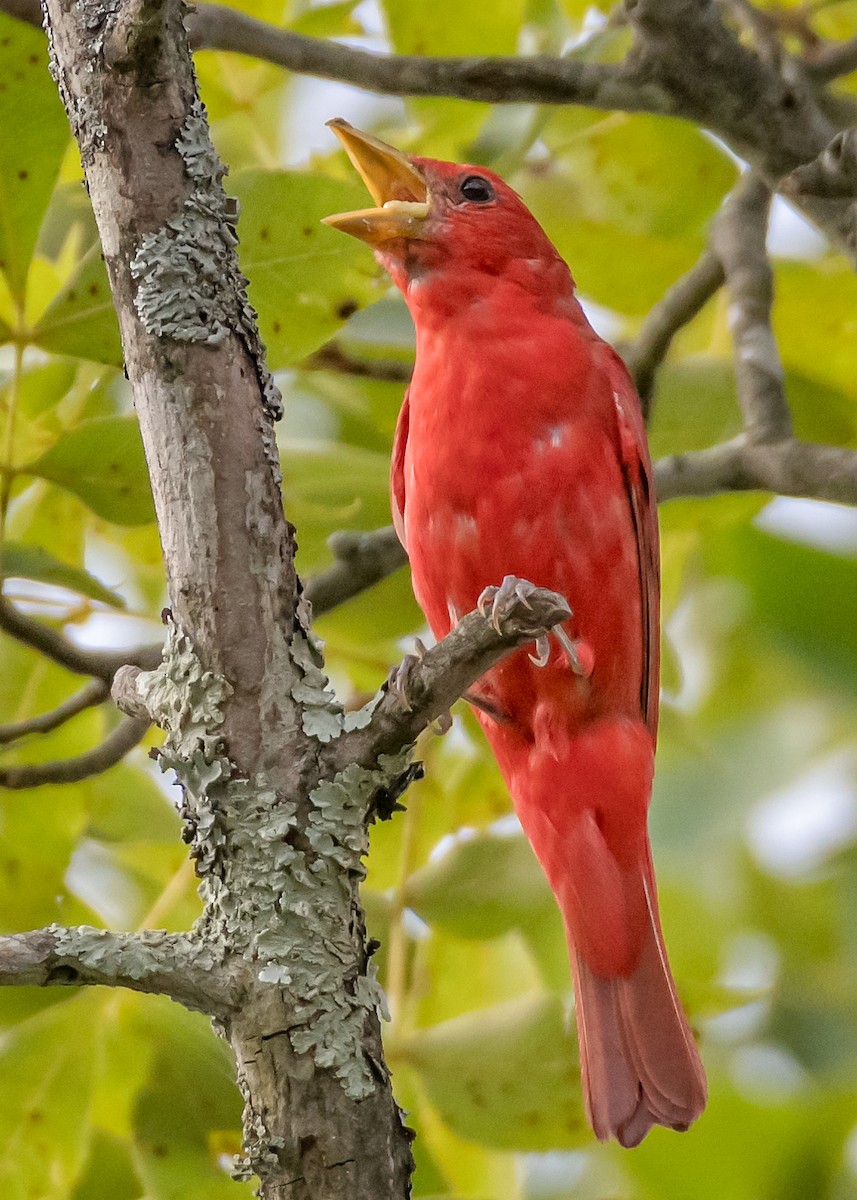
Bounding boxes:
39 2 414 1196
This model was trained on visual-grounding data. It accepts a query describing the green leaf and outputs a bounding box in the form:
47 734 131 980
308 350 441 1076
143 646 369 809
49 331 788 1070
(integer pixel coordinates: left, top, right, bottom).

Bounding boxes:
31 242 123 366
0 14 70 301
1 541 125 607
405 995 586 1150
71 1131 143 1200
281 437 392 569
0 996 97 1200
543 111 737 240
381 0 526 54
405 831 554 940
705 525 857 693
26 416 155 525
133 1004 254 1200
232 169 380 368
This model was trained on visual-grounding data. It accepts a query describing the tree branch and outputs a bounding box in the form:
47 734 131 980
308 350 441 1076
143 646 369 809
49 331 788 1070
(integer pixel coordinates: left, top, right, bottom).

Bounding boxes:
0 716 149 788
0 594 161 681
306 527 408 616
655 436 857 504
803 38 857 84
0 679 108 743
623 249 725 417
304 342 413 383
0 925 237 1014
712 173 793 443
331 580 572 772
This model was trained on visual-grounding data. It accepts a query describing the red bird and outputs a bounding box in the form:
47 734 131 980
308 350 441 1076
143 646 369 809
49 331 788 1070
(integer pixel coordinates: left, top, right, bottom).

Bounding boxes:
324 119 706 1146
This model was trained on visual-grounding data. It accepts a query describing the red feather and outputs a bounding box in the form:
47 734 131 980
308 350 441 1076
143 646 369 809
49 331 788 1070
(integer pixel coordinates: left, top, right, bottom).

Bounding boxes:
330 132 706 1146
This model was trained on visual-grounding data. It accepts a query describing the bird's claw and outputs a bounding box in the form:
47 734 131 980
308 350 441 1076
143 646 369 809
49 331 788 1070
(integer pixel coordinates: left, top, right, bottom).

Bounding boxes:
477 574 539 634
528 635 551 668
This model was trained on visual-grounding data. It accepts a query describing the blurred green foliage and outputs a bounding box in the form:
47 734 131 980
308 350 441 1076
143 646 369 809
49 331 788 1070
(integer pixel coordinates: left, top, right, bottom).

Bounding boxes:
1 1 857 1197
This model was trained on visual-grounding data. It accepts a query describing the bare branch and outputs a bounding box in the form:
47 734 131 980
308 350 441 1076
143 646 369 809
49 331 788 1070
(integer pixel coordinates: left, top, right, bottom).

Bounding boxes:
655 436 857 504
0 716 149 788
0 925 237 1015
803 38 857 84
623 250 725 417
0 679 108 743
331 580 571 772
712 174 793 443
306 527 408 617
0 595 161 681
304 342 413 383
785 127 857 201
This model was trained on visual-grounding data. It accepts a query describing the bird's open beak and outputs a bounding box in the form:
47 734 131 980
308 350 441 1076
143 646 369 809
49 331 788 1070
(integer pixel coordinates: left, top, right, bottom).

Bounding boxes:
322 119 430 245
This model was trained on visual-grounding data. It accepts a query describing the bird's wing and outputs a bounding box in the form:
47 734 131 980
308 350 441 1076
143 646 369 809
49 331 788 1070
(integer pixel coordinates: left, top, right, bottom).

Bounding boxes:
390 387 410 552
606 349 660 740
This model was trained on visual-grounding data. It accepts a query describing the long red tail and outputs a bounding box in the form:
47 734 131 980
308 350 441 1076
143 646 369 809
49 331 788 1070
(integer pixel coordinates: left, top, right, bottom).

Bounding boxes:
569 853 707 1146
510 717 707 1146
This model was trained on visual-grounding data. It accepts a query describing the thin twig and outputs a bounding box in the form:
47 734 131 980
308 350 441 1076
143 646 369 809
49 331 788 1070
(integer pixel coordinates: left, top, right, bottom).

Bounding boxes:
304 343 413 384
0 716 149 788
0 679 108 743
0 595 161 681
623 250 725 418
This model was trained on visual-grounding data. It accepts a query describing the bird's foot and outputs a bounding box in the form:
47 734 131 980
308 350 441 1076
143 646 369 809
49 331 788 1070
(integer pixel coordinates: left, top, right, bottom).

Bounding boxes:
527 627 594 674
478 575 582 671
478 575 542 633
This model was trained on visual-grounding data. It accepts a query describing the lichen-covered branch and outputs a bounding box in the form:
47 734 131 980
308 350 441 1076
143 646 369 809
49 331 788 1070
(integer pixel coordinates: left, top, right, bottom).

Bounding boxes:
331 580 572 773
0 715 149 788
0 679 107 744
0 925 236 1014
41 2 414 1195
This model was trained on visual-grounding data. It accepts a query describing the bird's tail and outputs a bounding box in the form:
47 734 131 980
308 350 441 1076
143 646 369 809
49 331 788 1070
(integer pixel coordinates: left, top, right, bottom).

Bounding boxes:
512 716 707 1146
567 849 707 1147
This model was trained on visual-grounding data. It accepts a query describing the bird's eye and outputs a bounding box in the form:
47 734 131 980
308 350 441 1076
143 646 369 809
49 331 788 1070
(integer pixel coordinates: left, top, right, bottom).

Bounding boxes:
459 175 495 204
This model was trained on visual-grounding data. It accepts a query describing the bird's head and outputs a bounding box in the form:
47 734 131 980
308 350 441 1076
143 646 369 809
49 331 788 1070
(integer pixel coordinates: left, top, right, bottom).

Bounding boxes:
322 119 567 298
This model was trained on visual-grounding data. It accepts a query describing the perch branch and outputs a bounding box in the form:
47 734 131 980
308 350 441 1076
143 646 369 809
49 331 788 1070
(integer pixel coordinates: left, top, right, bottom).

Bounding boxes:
331 580 571 771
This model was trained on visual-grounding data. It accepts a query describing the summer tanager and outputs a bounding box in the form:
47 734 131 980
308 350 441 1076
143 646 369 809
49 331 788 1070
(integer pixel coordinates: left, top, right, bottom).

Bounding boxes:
323 119 706 1147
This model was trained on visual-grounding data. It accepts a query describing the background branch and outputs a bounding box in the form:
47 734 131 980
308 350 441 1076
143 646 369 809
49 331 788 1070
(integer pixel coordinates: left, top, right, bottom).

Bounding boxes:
623 249 725 417
712 173 793 443
0 679 107 743
0 715 149 788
